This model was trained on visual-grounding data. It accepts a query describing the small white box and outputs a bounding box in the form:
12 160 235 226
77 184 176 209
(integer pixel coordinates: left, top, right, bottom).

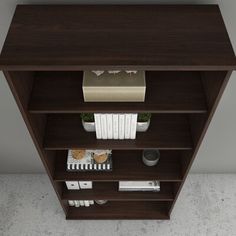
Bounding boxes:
83 71 146 102
79 181 93 189
65 181 80 190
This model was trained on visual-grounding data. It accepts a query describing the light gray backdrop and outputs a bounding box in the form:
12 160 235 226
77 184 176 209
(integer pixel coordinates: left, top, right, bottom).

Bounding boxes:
0 0 235 173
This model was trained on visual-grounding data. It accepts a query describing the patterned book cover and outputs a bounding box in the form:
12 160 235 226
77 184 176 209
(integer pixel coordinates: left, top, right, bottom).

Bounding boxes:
67 150 112 171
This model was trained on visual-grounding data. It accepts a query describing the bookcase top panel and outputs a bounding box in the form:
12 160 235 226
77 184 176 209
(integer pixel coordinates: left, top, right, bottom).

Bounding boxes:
0 5 236 70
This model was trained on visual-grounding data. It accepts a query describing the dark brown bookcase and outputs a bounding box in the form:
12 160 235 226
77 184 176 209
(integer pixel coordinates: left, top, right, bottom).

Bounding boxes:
0 5 235 220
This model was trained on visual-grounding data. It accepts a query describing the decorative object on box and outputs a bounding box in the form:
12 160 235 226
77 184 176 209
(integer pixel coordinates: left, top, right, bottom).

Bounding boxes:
95 200 108 205
93 150 109 163
142 149 160 166
94 113 137 139
119 181 160 192
91 70 138 77
80 113 95 132
71 149 86 160
136 113 152 132
67 149 112 171
83 70 146 102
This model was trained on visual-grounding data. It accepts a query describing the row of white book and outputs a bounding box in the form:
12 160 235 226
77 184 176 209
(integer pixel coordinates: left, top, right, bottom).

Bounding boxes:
68 200 94 207
94 113 138 139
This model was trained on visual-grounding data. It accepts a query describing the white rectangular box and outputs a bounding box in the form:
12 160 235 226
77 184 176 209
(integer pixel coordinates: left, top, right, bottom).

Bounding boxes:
119 181 160 192
83 71 146 102
65 181 80 190
79 181 93 189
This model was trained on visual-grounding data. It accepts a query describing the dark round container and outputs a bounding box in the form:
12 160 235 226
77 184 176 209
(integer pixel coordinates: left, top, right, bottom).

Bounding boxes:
142 149 160 166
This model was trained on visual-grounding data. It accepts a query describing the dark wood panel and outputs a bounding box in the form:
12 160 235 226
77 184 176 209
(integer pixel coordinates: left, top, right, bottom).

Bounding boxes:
44 114 193 150
168 71 232 215
3 71 68 215
62 182 174 201
29 71 207 113
67 201 169 219
0 5 235 70
54 150 183 182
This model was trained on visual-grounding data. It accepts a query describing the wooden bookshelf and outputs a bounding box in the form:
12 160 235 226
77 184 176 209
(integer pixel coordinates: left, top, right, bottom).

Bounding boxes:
61 182 175 201
54 150 183 182
0 5 235 220
28 71 207 113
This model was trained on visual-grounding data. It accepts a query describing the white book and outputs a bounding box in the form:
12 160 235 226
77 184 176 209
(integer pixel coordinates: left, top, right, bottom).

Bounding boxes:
68 200 75 206
124 114 131 139
118 114 125 139
130 113 138 139
89 200 94 205
112 114 119 139
106 114 113 139
79 181 93 189
101 114 107 139
84 200 90 207
65 181 80 190
79 200 85 206
94 114 102 139
74 201 80 207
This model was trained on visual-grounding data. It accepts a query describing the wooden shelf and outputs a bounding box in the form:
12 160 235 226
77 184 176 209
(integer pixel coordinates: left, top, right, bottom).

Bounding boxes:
28 71 207 113
54 150 183 182
66 201 170 220
1 5 236 70
44 114 193 150
62 182 174 201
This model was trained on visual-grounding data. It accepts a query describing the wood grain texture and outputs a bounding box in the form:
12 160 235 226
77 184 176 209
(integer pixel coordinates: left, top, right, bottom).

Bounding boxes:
29 71 207 113
44 114 192 150
0 5 235 70
67 201 170 219
54 150 183 182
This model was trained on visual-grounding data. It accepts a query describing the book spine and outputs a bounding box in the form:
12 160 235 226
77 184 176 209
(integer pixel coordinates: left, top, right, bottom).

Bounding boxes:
113 114 119 139
124 114 131 139
84 200 90 207
68 200 75 206
118 114 125 139
94 113 102 139
130 113 138 139
106 114 113 139
101 114 107 139
74 201 80 207
79 200 85 207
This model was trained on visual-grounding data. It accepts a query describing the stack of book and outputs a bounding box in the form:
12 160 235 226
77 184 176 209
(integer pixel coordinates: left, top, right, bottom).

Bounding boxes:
94 113 138 139
66 181 92 190
67 150 112 171
119 181 160 192
68 200 94 207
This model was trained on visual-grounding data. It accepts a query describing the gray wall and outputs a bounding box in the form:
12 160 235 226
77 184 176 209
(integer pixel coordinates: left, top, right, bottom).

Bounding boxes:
0 0 235 173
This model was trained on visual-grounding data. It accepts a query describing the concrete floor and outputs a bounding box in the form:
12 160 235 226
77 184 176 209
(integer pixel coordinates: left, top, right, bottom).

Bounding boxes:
0 174 236 236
